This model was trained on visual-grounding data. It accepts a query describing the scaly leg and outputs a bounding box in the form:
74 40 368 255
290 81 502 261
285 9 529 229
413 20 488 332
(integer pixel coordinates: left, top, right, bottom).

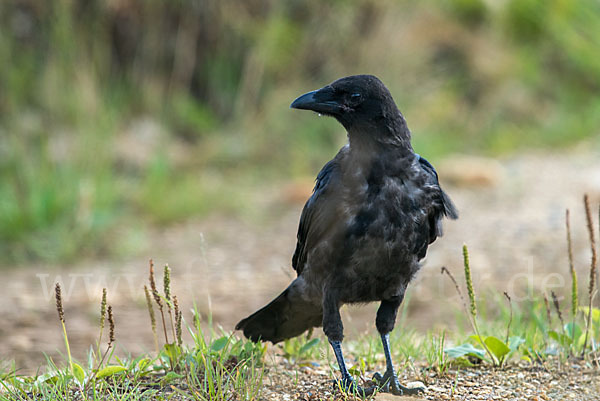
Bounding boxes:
372 297 425 395
372 333 425 395
329 340 375 396
323 289 375 396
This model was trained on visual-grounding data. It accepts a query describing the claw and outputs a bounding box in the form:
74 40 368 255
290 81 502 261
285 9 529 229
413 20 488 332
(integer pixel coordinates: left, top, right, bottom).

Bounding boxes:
372 370 425 395
393 383 425 396
333 376 376 397
372 372 390 392
329 340 378 397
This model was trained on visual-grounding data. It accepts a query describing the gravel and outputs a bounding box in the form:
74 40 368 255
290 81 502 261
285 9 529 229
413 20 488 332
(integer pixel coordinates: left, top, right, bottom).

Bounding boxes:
261 357 600 400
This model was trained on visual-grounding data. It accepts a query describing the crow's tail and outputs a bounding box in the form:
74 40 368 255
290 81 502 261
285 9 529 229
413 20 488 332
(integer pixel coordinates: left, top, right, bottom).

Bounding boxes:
235 278 322 344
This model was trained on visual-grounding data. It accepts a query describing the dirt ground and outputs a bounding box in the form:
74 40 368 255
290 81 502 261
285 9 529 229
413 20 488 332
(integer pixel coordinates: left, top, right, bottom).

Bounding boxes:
262 357 600 400
2 147 600 378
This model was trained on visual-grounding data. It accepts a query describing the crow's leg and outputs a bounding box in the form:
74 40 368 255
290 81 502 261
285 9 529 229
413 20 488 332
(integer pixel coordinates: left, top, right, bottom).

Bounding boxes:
372 297 425 396
323 290 374 396
329 340 375 396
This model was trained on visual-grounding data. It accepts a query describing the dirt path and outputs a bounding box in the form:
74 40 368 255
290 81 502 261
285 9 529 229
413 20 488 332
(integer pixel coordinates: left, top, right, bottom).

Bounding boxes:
262 358 600 400
2 148 600 374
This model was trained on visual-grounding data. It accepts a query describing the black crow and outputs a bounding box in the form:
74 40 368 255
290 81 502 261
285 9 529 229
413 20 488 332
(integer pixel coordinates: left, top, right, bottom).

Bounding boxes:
236 75 457 396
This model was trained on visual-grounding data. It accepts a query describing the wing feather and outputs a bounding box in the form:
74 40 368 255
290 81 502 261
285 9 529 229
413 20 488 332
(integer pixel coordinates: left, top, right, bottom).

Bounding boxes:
292 160 338 275
417 154 458 245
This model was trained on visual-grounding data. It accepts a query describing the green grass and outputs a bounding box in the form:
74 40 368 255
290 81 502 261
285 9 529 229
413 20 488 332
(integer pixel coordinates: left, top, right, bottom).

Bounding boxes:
1 264 267 401
0 331 266 401
1 199 599 398
3 219 598 400
2 287 595 400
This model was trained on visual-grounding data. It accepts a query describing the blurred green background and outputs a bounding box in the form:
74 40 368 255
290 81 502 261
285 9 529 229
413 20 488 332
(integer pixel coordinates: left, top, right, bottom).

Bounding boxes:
1 0 599 264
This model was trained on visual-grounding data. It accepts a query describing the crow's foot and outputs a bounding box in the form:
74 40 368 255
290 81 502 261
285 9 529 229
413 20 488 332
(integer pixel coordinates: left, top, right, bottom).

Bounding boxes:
333 375 376 397
372 371 425 396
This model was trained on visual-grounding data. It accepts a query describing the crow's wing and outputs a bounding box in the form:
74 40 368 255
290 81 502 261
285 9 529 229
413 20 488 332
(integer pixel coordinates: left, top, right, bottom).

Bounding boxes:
417 154 458 245
292 159 339 276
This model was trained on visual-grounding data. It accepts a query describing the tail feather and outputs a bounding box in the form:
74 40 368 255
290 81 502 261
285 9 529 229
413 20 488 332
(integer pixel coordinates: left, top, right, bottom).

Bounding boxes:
235 280 322 344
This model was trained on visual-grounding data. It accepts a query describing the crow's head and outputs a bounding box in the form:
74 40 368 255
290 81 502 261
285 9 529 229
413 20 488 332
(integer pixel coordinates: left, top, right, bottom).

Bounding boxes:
290 75 402 132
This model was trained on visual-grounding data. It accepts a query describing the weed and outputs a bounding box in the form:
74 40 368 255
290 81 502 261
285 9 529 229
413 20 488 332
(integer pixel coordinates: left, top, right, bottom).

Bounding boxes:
566 209 578 322
0 262 266 400
543 293 552 328
551 291 566 332
143 284 159 353
425 331 451 376
96 287 107 364
149 259 169 345
503 292 513 344
450 368 460 398
174 295 183 347
442 248 523 367
54 283 74 377
4 211 600 398
280 330 322 364
441 196 600 365
582 194 598 356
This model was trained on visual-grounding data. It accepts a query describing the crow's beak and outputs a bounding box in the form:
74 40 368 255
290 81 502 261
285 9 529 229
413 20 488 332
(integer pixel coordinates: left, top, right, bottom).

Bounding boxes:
290 86 342 115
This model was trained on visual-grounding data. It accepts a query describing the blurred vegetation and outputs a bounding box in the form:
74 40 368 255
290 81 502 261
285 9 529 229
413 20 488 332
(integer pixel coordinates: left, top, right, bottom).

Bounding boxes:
1 0 599 263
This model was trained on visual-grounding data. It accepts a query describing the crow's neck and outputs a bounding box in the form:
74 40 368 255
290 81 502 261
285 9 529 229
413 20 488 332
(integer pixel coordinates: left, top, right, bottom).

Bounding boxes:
346 114 413 156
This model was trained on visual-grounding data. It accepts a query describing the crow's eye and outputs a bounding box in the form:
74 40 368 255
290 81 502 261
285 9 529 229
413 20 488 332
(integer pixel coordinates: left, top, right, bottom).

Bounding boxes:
351 93 361 99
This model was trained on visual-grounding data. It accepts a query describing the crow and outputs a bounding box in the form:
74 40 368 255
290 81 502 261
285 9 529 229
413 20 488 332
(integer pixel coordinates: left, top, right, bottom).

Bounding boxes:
236 75 457 396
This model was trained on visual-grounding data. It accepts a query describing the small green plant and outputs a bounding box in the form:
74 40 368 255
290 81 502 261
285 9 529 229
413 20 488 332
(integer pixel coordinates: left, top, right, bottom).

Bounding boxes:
582 195 598 356
0 260 266 400
424 331 451 376
444 196 600 365
441 246 520 366
95 287 108 362
347 330 381 376
53 283 74 379
186 304 266 401
280 329 321 364
50 282 129 396
450 368 460 398
144 284 159 353
547 291 576 359
565 209 580 354
544 195 600 360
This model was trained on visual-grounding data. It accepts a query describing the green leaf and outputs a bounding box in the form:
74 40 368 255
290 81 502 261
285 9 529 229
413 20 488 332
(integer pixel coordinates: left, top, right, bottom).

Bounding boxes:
136 358 152 373
444 343 486 360
210 336 229 353
508 336 526 352
578 306 600 323
72 363 85 386
35 371 60 385
468 334 485 347
282 339 295 356
160 371 183 384
96 366 127 379
564 322 582 339
484 336 510 359
549 330 572 346
348 365 362 376
450 357 477 367
163 343 182 365
298 338 320 355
